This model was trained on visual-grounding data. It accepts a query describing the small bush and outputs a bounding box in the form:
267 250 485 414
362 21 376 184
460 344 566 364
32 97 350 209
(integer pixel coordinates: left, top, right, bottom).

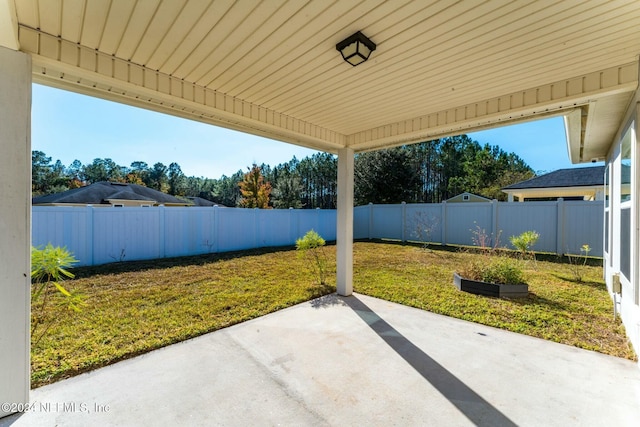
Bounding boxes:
458 255 526 285
510 230 539 260
295 230 327 285
31 244 84 347
410 211 439 250
567 244 592 282
470 223 502 254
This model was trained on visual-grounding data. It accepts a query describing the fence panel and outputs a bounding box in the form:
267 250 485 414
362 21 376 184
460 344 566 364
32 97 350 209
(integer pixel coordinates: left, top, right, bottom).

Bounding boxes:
404 204 443 243
497 202 558 253
295 209 337 242
562 201 604 255
32 206 339 266
353 205 370 239
32 206 92 265
32 200 604 267
216 208 258 252
371 204 403 240
446 203 493 246
360 200 604 257
315 209 338 242
257 209 293 247
164 207 217 257
92 208 162 265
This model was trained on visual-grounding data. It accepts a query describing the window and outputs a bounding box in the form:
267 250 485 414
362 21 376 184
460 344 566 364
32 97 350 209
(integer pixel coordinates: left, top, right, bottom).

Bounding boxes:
621 208 630 279
604 165 610 260
462 194 470 201
619 126 633 280
621 128 631 203
604 164 610 209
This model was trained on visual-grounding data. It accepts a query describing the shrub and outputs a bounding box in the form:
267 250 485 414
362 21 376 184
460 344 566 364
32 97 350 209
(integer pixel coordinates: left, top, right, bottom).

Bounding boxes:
410 211 439 250
470 223 502 254
31 244 84 347
458 255 526 285
295 230 328 285
509 230 539 260
567 244 592 282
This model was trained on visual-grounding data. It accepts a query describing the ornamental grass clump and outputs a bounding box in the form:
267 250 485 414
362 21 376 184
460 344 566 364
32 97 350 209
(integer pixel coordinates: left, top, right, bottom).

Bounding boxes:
457 255 526 285
296 230 328 285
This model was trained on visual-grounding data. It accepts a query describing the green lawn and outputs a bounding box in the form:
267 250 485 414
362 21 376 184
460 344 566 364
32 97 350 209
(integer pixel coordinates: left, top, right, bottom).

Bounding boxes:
31 241 635 388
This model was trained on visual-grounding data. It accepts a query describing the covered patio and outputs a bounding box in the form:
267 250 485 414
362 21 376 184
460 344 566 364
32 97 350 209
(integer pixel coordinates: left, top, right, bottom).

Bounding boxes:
2 0 640 420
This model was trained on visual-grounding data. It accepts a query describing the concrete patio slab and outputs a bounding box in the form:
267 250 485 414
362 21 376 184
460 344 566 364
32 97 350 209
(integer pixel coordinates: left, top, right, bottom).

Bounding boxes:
2 293 639 426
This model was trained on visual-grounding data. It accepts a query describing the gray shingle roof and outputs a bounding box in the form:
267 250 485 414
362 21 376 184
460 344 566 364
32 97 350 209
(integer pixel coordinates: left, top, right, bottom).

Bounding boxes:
32 182 188 205
503 166 605 190
186 196 226 207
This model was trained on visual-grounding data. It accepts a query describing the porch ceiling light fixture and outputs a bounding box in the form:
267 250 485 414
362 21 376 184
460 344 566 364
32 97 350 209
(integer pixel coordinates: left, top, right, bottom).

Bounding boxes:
336 31 376 66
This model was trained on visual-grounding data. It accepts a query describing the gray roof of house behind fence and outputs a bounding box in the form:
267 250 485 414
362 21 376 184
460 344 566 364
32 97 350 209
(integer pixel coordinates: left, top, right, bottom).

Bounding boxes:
503 166 605 190
186 197 225 207
32 181 188 205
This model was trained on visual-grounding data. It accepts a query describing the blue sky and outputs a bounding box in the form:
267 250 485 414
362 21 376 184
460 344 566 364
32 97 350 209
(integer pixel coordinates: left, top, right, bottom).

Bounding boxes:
32 84 591 178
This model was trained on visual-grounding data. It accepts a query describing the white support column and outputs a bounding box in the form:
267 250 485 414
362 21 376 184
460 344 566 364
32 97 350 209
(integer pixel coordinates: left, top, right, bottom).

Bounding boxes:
336 147 354 296
0 47 32 418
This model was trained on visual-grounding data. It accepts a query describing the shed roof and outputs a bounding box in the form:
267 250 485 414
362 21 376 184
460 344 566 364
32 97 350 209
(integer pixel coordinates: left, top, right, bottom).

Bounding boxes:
32 182 188 205
503 166 604 190
445 192 491 202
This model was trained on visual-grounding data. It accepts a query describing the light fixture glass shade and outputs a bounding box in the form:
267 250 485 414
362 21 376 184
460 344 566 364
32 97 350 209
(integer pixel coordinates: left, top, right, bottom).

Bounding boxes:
336 31 376 66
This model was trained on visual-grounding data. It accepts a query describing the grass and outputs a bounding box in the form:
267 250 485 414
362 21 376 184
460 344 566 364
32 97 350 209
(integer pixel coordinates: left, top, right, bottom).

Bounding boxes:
354 242 634 358
31 247 335 387
32 241 636 388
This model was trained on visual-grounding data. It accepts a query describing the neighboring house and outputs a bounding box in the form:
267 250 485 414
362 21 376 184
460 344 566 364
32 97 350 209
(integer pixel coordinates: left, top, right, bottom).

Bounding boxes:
446 192 491 203
32 181 190 207
502 166 605 202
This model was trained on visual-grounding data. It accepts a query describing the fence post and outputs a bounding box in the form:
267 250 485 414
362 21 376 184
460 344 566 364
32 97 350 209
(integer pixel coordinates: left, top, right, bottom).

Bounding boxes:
556 198 565 255
254 208 260 248
401 201 407 242
441 201 447 245
491 199 499 247
213 205 219 253
289 207 295 245
159 205 166 259
87 206 95 266
368 202 373 239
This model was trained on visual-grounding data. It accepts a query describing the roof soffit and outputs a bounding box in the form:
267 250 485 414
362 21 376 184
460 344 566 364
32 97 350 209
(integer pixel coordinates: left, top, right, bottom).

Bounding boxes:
8 0 640 158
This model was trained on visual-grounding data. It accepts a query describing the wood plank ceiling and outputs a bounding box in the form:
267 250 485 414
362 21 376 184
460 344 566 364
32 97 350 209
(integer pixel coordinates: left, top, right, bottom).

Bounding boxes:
7 0 640 161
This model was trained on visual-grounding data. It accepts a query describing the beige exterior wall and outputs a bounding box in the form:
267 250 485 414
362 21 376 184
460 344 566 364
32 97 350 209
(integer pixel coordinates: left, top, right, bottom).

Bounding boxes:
0 47 31 417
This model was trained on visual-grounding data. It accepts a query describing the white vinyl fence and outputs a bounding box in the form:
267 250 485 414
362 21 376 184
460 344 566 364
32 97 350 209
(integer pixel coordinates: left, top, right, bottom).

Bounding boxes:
354 200 603 257
33 200 603 267
32 206 337 266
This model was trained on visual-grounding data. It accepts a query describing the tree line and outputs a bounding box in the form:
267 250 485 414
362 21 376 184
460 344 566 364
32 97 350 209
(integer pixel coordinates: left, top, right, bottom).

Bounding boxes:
32 135 534 207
